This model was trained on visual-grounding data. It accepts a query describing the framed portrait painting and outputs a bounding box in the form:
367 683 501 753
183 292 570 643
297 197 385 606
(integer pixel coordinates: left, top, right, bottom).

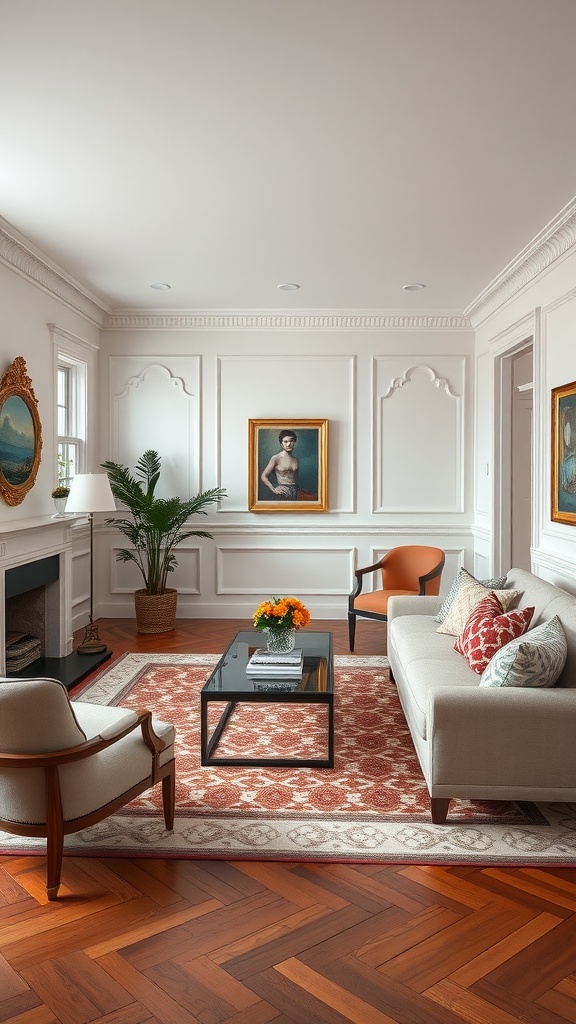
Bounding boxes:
248 419 328 512
0 356 43 506
551 379 576 525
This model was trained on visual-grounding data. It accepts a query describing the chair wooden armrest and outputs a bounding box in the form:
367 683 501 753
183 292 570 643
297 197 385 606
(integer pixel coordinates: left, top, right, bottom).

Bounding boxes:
350 558 385 600
0 710 165 769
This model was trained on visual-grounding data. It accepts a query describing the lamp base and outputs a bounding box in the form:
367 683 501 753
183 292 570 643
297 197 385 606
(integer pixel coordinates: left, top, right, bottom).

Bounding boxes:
76 621 108 656
77 640 108 655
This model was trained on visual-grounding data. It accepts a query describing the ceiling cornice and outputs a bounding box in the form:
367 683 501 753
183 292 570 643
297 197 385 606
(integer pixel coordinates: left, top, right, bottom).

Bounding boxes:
0 217 110 327
464 196 576 327
102 311 471 330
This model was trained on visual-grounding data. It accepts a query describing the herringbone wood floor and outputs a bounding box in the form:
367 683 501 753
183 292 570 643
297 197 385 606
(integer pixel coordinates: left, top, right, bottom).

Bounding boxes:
2 617 576 1024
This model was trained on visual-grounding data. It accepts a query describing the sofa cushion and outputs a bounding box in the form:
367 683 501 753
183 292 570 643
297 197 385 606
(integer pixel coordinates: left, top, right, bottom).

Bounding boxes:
434 568 507 624
480 614 568 688
454 593 534 674
389 615 479 739
437 576 521 637
397 657 479 740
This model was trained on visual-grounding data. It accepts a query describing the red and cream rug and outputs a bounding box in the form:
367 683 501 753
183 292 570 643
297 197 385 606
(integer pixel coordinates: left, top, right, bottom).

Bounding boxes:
3 653 576 866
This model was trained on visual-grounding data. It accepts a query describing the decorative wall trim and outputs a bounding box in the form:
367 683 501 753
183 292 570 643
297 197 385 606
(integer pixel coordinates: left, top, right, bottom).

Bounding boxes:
48 324 99 352
380 363 459 400
103 311 471 331
116 362 193 400
375 359 464 514
165 524 475 537
531 548 576 588
464 196 576 327
0 219 109 326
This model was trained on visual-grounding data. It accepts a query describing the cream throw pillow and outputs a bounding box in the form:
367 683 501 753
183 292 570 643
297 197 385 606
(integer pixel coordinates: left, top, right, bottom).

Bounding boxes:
434 568 507 624
437 577 521 637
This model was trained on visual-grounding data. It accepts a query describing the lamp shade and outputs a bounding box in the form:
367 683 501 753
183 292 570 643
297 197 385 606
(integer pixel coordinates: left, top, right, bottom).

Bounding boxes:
66 473 116 513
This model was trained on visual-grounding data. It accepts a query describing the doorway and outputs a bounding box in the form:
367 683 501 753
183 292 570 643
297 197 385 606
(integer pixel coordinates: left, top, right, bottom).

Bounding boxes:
497 342 533 573
510 350 533 570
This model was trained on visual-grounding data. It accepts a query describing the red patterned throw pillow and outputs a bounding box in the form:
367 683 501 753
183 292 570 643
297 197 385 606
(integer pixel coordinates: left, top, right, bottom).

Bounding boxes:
454 593 535 674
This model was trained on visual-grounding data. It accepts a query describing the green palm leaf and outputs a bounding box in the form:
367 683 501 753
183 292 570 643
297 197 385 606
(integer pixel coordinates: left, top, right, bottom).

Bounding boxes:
102 451 225 595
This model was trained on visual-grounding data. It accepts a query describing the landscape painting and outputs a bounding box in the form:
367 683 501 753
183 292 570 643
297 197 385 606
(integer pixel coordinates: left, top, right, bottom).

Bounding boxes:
0 394 35 485
0 356 43 506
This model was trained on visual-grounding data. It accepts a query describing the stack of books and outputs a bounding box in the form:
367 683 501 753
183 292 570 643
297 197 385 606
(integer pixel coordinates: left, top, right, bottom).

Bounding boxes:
246 647 304 680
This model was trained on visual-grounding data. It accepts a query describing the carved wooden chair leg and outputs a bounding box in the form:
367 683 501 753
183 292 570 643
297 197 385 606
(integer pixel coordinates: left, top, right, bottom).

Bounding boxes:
45 767 64 900
162 765 176 830
431 798 451 824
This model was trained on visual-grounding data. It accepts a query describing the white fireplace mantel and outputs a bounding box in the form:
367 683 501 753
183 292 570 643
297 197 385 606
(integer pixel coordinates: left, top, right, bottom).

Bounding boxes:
0 515 84 674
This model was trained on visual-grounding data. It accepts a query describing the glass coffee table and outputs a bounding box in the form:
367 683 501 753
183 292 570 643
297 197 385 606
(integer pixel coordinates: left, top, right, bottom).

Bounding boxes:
200 630 334 768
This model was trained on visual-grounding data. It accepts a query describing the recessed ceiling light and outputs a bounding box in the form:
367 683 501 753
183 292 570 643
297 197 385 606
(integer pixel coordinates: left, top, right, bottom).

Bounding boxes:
277 282 300 291
402 282 426 291
150 282 171 290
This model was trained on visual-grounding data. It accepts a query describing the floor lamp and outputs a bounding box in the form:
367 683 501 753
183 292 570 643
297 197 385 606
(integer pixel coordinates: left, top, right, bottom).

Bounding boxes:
66 473 116 655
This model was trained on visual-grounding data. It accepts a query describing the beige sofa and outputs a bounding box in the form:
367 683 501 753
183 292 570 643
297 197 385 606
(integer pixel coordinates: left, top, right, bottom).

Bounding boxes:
387 568 576 823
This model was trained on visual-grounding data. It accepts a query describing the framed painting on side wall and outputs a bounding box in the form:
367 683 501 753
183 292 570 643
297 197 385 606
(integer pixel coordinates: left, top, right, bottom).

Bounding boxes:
551 379 576 525
0 356 43 506
248 419 328 512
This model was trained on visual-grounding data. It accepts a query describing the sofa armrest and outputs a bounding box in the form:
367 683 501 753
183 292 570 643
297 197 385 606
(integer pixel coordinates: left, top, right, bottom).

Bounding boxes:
428 686 576 791
387 594 443 623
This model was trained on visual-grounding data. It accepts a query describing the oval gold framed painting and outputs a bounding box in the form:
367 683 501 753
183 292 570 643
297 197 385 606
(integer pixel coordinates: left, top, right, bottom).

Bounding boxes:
0 357 42 506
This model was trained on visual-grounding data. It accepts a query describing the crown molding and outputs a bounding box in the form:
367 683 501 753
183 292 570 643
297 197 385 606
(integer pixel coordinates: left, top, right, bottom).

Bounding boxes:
102 310 471 331
464 196 576 327
0 217 110 326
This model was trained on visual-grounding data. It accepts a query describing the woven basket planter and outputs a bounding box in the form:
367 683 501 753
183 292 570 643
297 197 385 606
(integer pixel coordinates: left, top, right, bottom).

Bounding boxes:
134 588 178 634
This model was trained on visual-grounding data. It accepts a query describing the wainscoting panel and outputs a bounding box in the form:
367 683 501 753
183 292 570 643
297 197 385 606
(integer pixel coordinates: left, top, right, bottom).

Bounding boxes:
374 358 465 514
216 544 355 595
108 542 201 596
109 356 201 497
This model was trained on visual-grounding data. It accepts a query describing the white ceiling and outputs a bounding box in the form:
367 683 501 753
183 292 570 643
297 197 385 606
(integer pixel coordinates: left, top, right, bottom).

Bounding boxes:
2 0 576 313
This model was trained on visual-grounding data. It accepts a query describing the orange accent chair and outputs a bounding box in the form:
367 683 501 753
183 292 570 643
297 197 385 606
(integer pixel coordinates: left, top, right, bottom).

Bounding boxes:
348 545 445 651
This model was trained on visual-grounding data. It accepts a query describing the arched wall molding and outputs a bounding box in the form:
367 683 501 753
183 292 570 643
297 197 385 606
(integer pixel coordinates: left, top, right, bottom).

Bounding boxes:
0 219 109 327
375 358 464 514
110 357 200 496
381 363 459 401
116 362 193 399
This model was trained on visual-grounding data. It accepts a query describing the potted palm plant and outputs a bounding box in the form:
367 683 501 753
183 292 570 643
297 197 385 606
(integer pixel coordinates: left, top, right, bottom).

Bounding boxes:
102 450 225 634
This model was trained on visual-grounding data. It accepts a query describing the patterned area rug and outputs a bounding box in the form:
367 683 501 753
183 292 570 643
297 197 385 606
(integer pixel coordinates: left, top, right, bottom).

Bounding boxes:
3 653 576 866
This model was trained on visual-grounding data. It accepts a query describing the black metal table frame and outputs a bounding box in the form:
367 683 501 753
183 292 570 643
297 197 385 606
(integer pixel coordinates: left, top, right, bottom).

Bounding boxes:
200 632 334 768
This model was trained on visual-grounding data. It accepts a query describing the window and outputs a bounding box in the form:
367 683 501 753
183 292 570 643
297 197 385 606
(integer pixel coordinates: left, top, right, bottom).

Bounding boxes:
57 356 86 486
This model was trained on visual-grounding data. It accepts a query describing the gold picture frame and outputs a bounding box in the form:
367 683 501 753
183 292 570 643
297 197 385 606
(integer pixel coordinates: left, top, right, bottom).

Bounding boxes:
248 418 328 512
0 356 43 506
551 378 576 525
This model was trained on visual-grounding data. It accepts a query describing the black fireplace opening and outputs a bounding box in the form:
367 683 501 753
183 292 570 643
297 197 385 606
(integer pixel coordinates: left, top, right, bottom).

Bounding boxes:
4 553 111 689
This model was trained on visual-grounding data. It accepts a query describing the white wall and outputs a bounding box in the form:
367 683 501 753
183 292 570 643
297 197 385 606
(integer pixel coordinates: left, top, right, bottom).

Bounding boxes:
472 224 576 594
97 320 475 619
0 261 101 521
0 224 478 625
0 226 105 634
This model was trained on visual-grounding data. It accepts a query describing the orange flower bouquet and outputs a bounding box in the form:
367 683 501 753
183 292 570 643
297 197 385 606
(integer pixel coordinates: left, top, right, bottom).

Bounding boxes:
253 596 311 632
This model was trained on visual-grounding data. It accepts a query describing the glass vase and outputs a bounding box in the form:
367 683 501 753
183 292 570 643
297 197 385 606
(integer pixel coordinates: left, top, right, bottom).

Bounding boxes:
265 627 297 654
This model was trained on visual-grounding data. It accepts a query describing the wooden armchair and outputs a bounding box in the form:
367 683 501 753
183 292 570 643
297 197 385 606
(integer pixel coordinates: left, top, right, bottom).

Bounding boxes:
0 676 175 899
348 545 445 650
